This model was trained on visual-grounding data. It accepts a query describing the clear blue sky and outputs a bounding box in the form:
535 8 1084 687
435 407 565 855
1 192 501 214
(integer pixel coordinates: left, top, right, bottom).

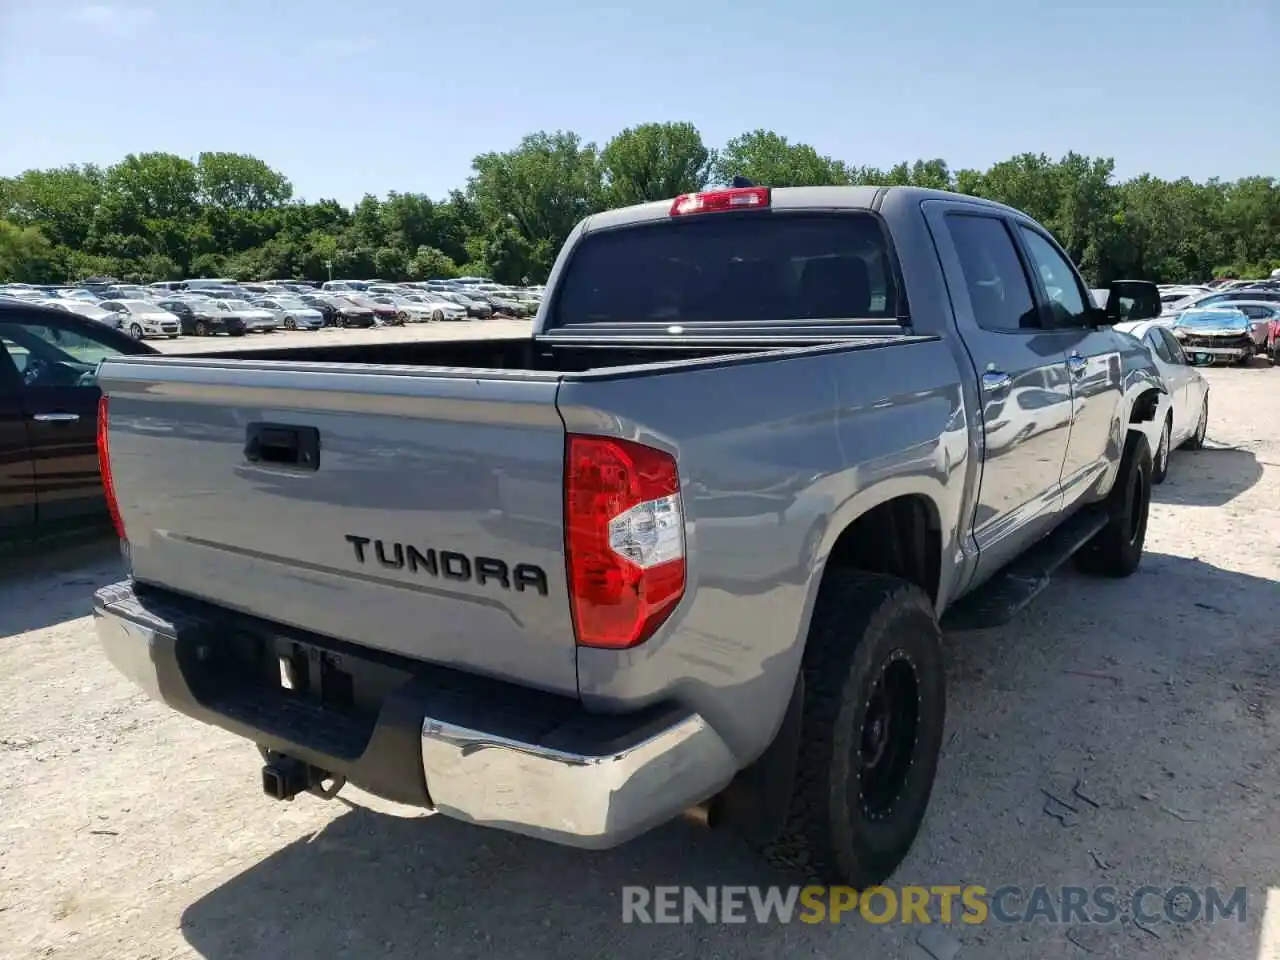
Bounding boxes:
1 0 1275 205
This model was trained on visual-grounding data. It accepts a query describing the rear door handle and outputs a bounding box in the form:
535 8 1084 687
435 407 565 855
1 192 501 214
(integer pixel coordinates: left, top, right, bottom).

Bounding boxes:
32 412 80 423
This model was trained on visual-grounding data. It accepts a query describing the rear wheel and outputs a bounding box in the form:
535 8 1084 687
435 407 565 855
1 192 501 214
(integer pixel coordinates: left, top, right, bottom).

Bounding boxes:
284 316 296 330
432 310 443 322
1152 416 1171 484
1073 431 1151 578
194 320 208 337
763 571 945 887
1181 397 1208 450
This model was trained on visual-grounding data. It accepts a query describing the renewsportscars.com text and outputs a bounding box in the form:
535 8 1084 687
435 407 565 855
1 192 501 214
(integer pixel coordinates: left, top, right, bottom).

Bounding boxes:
621 885 1248 926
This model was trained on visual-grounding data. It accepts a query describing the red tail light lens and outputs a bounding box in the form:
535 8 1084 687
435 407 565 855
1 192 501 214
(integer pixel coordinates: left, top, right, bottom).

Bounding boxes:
565 435 686 649
670 186 770 217
96 395 126 540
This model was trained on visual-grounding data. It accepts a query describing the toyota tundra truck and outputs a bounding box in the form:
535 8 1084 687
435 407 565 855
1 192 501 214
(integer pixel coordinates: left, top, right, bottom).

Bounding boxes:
91 185 1168 887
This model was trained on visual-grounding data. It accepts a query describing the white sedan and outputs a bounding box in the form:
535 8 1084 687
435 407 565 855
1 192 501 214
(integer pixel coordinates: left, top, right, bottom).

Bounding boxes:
1115 319 1210 483
371 295 438 323
98 299 182 339
397 293 467 322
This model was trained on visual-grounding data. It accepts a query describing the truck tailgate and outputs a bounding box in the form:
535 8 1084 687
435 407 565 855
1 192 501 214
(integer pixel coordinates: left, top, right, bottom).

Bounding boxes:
97 357 578 696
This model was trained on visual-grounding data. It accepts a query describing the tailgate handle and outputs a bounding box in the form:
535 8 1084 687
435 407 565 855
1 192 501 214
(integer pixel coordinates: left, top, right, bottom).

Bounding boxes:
245 422 320 470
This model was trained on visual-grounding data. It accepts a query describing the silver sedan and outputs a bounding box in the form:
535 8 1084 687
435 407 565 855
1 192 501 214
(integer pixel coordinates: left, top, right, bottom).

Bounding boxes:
252 297 326 330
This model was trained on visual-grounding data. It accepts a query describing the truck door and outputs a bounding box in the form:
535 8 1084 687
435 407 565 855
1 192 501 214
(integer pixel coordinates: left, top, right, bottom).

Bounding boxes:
1011 223 1126 505
923 201 1073 581
0 343 36 548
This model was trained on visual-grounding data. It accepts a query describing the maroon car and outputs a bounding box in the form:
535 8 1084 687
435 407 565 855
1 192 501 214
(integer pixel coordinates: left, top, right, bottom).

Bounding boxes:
338 294 401 326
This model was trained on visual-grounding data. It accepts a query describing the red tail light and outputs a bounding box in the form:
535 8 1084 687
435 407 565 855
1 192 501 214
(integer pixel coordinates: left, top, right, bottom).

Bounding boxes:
565 436 686 649
96 395 126 540
670 186 770 217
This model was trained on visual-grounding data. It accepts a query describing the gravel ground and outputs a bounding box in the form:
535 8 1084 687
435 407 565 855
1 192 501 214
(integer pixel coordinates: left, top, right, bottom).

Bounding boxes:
0 360 1276 960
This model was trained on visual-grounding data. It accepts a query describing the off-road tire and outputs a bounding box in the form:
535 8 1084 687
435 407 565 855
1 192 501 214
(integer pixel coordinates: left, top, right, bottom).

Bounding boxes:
1073 431 1151 578
1152 416 1171 485
764 571 945 887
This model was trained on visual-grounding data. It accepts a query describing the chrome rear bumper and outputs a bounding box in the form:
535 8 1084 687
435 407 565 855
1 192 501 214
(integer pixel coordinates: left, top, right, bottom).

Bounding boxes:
420 710 735 848
94 579 737 849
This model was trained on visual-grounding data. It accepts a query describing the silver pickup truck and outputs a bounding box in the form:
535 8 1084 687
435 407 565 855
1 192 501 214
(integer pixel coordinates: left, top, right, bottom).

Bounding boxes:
92 186 1168 888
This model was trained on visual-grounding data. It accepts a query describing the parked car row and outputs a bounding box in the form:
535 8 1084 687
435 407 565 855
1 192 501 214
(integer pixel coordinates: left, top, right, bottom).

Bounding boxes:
0 275 542 340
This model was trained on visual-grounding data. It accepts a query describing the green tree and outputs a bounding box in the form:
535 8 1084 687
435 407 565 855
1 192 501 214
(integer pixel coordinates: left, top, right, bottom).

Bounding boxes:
408 246 458 279
467 131 603 281
0 165 104 248
94 152 201 236
0 220 59 283
196 152 292 211
600 122 714 206
711 130 851 187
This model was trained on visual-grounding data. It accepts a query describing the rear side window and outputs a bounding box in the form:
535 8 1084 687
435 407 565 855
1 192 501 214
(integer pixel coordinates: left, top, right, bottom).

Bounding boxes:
943 214 1039 332
1157 328 1187 364
551 213 898 327
1144 330 1174 363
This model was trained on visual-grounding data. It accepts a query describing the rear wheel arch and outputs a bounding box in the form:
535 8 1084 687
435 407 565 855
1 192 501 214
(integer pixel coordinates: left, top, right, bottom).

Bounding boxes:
817 493 945 607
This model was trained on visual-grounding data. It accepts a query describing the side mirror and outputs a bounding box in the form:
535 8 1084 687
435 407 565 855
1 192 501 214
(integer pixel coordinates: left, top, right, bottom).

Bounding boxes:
1103 280 1161 322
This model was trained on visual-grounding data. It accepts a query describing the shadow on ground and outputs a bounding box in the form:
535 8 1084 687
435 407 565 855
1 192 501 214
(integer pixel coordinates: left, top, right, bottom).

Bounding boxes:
180 552 1279 960
1156 444 1262 507
0 538 123 637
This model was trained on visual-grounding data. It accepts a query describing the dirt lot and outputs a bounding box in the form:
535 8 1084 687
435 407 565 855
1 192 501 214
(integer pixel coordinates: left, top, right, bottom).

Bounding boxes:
1 361 1277 960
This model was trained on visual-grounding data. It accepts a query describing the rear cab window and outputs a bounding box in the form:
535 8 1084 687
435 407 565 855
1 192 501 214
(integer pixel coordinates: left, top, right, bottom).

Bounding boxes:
548 213 899 329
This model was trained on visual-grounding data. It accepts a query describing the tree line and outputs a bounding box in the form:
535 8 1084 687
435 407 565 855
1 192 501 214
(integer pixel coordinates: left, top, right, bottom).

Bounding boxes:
1 123 1277 287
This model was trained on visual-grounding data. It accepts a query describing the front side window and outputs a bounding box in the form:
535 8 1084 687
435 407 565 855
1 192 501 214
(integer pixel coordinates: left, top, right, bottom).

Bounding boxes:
0 321 125 387
1017 227 1089 327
